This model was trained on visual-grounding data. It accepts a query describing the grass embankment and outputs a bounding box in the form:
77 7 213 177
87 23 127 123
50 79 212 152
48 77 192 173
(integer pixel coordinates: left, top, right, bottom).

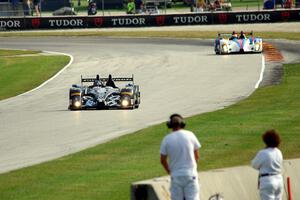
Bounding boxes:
0 49 70 100
0 61 300 199
0 31 299 40
0 49 41 56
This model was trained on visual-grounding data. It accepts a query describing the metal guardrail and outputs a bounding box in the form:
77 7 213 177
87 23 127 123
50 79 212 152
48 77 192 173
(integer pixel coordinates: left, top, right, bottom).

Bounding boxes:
0 2 30 17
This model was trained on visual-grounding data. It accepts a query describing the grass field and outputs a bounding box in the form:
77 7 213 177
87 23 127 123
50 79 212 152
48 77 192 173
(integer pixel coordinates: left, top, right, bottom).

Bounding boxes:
0 50 70 100
0 61 299 199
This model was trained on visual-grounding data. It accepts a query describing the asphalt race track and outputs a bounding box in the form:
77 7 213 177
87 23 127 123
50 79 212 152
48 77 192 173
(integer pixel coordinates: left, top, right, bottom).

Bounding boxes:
0 37 263 173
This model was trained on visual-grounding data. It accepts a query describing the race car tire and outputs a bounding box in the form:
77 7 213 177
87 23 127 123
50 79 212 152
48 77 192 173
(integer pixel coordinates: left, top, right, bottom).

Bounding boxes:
134 99 139 108
215 48 222 55
69 95 82 110
122 105 134 110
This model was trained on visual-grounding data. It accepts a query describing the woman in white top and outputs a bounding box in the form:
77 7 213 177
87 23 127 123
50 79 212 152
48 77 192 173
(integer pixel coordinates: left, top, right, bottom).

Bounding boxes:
251 129 283 200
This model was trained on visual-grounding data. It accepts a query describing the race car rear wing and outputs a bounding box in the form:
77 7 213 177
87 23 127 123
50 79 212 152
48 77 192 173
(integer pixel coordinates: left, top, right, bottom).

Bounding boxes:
81 75 135 84
217 31 253 37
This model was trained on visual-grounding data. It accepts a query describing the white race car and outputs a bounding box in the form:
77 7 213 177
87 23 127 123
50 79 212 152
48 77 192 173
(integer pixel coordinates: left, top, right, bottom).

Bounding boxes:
214 32 263 54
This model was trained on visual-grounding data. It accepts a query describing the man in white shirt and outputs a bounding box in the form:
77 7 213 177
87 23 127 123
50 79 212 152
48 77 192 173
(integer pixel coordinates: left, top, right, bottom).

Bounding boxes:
251 129 283 200
160 114 201 200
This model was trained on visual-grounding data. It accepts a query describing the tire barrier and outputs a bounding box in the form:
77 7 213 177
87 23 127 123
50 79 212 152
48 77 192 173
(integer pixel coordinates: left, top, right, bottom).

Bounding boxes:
0 9 300 30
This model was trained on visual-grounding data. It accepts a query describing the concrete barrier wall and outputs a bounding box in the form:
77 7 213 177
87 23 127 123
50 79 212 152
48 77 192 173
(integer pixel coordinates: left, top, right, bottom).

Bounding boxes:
0 9 300 30
132 159 300 200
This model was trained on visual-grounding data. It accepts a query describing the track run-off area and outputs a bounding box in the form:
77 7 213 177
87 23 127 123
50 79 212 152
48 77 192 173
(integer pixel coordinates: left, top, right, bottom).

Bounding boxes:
0 37 265 173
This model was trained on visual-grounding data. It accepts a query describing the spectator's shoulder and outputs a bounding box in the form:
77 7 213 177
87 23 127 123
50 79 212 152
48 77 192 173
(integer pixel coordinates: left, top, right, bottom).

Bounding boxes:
162 133 172 141
272 147 283 155
183 129 196 136
257 148 269 156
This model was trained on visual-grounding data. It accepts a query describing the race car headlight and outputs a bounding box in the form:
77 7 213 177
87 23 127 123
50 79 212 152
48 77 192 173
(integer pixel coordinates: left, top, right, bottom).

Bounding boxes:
222 44 228 52
255 43 260 51
74 101 81 107
121 99 130 107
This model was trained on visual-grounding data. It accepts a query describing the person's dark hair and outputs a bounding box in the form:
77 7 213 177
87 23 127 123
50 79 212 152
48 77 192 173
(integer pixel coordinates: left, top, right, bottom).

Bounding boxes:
166 114 186 129
262 129 281 148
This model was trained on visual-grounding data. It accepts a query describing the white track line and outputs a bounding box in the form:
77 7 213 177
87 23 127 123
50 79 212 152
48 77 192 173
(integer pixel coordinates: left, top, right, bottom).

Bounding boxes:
21 51 74 95
0 50 73 101
255 55 265 89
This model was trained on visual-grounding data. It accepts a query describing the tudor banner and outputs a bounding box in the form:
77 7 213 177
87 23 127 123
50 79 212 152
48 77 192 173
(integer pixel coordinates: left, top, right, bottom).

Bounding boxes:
0 9 300 30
